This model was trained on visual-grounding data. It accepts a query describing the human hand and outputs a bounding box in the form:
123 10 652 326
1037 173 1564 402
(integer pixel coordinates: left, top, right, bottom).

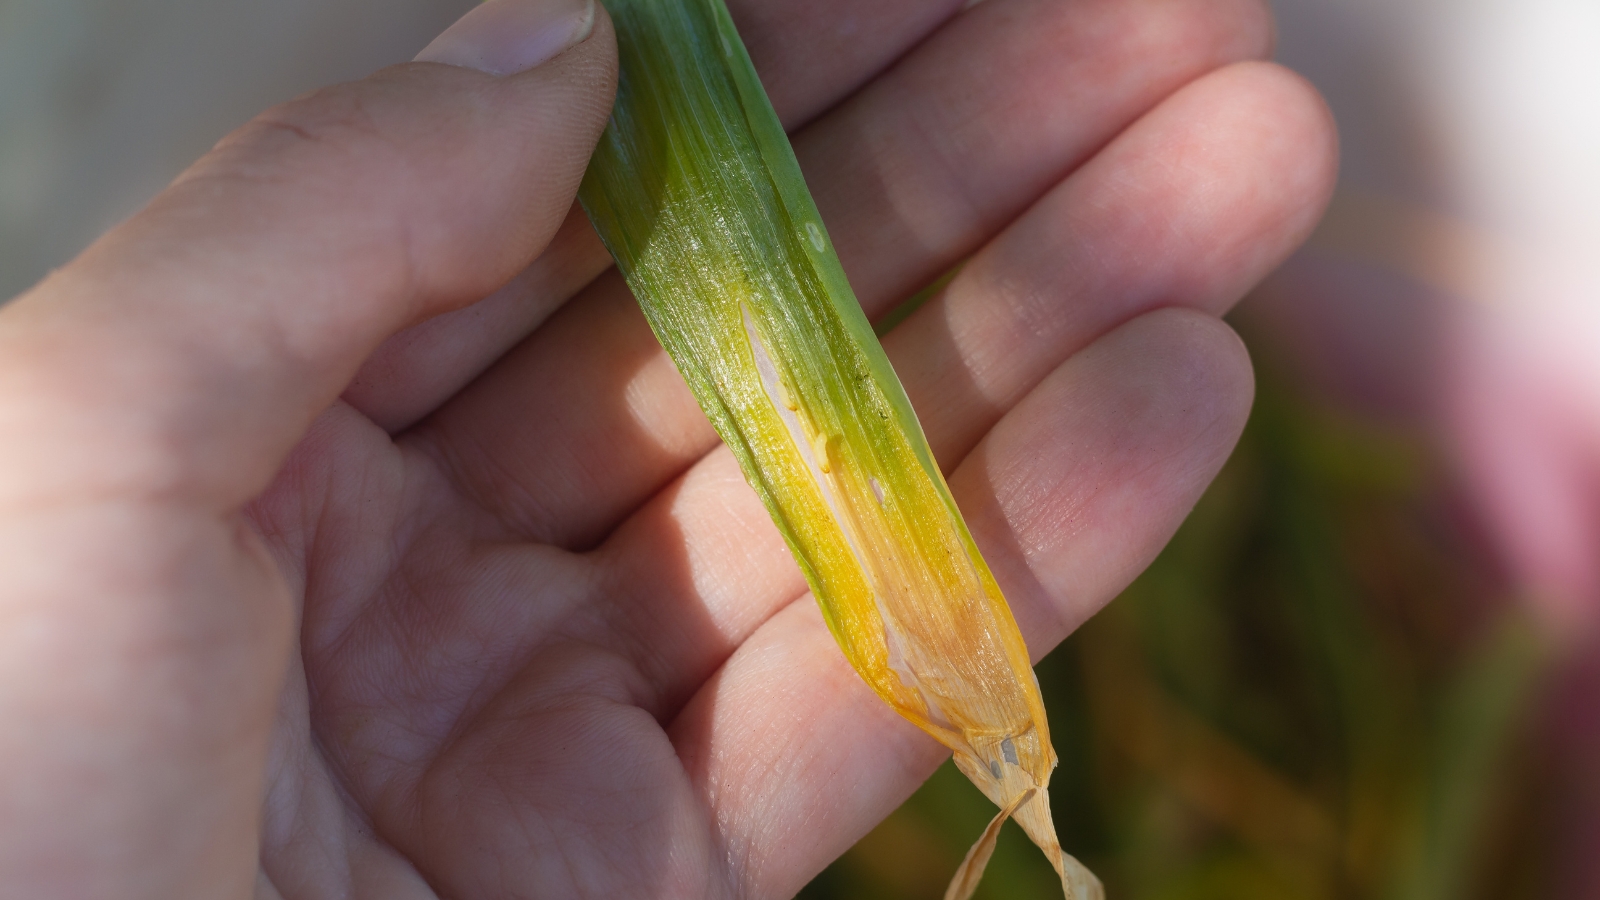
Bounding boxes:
0 0 1334 896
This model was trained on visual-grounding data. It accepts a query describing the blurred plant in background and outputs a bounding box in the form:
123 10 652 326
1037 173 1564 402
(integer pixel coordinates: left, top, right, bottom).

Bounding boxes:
801 319 1552 900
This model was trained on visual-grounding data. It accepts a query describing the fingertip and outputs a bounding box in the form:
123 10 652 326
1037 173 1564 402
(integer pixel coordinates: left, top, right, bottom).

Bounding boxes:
1272 60 1341 196
964 308 1256 648
1066 307 1255 513
1151 307 1257 463
1104 59 1338 309
415 0 597 76
1213 60 1341 247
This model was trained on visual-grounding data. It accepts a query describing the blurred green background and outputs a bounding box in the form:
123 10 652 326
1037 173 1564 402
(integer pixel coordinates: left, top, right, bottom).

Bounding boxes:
800 317 1553 900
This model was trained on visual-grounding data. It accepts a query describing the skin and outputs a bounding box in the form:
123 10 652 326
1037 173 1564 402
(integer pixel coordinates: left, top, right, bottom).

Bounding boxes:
0 0 1336 897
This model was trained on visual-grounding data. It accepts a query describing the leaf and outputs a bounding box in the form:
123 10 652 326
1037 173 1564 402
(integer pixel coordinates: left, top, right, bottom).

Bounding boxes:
577 1 1100 896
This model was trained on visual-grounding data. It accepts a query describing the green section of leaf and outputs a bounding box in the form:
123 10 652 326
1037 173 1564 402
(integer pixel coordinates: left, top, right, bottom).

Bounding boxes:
578 0 946 533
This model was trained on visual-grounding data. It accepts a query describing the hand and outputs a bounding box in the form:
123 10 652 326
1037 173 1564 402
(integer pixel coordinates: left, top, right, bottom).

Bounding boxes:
0 0 1334 896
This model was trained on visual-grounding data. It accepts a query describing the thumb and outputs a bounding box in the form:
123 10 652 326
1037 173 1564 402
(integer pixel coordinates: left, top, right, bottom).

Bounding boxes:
0 0 616 511
0 3 613 898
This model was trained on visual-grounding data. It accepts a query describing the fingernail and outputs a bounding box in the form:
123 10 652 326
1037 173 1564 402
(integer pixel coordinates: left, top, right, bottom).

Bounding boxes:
415 0 595 75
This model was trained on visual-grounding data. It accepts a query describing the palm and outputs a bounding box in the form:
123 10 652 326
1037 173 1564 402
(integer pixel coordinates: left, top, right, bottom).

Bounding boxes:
250 392 710 896
234 0 1328 896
